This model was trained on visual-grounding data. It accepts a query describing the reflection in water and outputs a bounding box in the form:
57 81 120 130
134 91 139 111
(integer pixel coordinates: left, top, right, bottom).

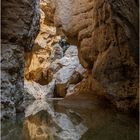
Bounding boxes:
1 99 139 140
23 100 88 140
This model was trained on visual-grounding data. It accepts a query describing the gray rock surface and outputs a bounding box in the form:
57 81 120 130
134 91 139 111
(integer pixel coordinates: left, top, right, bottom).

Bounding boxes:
24 80 55 100
1 0 40 119
24 45 85 98
51 45 85 97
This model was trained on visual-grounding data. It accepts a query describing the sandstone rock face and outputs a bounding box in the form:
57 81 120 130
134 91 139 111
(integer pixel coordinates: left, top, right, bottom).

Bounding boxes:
24 0 85 99
24 0 60 84
24 80 55 100
54 0 139 111
51 46 85 97
1 0 40 119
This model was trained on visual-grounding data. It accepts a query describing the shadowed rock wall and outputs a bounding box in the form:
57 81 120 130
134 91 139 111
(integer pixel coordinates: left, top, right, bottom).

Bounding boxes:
54 0 139 111
1 0 40 119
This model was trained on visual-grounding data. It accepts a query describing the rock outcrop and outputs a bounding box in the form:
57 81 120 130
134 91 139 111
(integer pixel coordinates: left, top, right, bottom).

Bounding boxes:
54 0 139 111
1 0 40 119
4 0 138 115
50 45 85 97
24 0 86 99
24 0 60 85
24 45 85 98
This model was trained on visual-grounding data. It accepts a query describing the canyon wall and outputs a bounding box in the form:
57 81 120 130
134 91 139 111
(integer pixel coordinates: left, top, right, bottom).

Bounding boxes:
24 0 58 84
2 0 138 118
54 0 139 111
24 0 86 99
1 0 40 119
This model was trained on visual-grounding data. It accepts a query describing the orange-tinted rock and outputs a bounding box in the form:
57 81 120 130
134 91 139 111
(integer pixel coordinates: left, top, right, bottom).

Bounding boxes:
54 0 139 111
55 83 67 97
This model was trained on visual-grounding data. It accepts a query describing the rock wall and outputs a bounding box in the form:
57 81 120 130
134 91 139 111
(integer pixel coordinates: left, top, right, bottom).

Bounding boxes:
1 0 40 119
54 0 139 111
24 0 59 85
24 45 85 99
5 0 138 113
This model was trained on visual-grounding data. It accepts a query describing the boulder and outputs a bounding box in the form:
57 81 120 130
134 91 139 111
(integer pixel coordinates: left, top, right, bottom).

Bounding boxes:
24 80 55 100
64 45 78 57
24 100 88 140
49 45 85 97
55 83 67 97
69 71 83 85
54 66 76 97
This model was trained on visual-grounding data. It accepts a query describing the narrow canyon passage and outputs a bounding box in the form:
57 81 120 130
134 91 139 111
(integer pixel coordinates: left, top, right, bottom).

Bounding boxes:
1 0 139 140
24 0 85 99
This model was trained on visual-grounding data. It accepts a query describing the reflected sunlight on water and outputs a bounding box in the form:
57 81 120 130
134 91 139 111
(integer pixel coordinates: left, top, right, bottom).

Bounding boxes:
1 99 139 140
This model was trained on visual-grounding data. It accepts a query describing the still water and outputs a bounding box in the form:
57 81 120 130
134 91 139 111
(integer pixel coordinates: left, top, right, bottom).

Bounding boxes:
1 99 139 140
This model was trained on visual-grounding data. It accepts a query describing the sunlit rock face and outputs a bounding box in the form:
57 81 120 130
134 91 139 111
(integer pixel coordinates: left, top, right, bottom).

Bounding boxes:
24 80 55 99
24 45 85 98
1 0 40 119
24 0 60 85
54 0 139 111
24 0 86 98
48 45 85 97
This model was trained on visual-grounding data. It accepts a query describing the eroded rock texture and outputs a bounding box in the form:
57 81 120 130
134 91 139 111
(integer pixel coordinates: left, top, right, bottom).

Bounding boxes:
54 0 139 111
24 0 59 85
24 45 85 99
1 0 40 119
24 0 86 99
